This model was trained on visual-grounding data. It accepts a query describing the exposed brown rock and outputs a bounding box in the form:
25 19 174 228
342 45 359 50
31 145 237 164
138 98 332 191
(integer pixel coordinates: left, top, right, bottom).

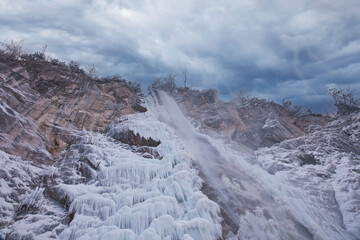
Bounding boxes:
111 130 160 147
0 55 145 163
294 113 332 131
168 88 329 150
134 146 162 160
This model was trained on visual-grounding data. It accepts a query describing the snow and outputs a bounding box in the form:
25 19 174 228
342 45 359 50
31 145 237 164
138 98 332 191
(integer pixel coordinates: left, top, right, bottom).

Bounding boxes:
55 93 222 240
1 88 359 239
255 112 360 239
0 150 67 239
151 91 359 239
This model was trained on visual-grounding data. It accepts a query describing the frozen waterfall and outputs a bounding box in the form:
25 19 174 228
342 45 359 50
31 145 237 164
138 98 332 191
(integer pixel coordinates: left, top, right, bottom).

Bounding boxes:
147 91 357 240
57 92 222 240
55 91 356 240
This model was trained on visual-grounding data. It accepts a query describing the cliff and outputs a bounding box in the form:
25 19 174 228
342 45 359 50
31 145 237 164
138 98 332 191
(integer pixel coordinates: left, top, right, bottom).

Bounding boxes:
1 55 359 239
168 87 330 151
0 55 144 163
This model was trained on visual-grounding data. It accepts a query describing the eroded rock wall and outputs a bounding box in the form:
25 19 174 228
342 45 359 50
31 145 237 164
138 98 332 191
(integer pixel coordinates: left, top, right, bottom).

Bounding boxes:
0 55 144 163
169 88 329 150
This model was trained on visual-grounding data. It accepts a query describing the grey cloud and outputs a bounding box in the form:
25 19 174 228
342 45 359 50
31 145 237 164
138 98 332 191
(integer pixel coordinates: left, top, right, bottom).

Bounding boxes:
1 0 360 113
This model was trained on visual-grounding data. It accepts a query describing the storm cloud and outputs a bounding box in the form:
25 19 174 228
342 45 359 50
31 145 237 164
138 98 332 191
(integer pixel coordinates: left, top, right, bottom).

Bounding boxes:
1 0 359 112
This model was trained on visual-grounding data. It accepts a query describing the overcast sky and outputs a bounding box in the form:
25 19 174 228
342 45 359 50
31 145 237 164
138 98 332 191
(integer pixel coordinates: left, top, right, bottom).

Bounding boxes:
1 0 359 112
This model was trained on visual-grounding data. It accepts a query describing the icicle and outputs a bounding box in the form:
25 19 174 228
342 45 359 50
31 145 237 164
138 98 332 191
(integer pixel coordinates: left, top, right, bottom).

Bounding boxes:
57 94 222 240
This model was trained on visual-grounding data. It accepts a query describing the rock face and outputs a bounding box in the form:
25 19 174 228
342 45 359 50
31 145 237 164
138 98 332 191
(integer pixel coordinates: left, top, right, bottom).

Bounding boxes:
0 55 144 163
2 55 359 239
0 55 147 238
168 88 329 150
255 112 360 238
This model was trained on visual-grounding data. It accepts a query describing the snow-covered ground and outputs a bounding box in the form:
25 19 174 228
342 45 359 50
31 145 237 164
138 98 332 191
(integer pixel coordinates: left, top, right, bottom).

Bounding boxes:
256 112 360 239
51 93 223 240
1 91 359 239
0 150 67 239
152 91 359 240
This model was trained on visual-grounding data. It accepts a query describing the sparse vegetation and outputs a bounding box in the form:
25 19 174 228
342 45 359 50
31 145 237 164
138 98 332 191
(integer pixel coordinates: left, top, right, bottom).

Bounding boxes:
149 74 176 93
182 69 188 87
0 39 24 59
282 99 305 117
50 58 67 68
0 40 144 97
100 73 126 83
327 88 360 116
86 63 97 77
128 81 142 94
21 51 46 61
16 187 45 216
68 60 85 74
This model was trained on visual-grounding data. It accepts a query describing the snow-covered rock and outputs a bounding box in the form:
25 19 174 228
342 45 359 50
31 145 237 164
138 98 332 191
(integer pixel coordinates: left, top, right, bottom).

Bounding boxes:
256 112 360 239
55 104 222 240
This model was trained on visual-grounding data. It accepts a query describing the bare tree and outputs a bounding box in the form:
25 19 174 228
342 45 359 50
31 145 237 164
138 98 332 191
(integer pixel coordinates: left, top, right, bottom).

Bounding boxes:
41 44 47 55
68 60 85 74
282 98 303 117
163 73 176 92
0 40 24 59
182 69 187 87
86 63 97 77
327 88 360 116
148 74 176 93
40 44 47 60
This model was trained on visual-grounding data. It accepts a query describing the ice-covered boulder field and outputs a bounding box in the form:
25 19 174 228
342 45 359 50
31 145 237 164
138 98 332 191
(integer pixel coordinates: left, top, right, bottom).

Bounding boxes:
1 55 359 240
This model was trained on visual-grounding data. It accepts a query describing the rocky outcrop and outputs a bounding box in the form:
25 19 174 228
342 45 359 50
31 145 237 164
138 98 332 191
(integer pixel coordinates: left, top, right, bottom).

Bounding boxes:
0 55 147 238
168 88 330 150
110 130 160 147
0 55 144 163
255 111 360 237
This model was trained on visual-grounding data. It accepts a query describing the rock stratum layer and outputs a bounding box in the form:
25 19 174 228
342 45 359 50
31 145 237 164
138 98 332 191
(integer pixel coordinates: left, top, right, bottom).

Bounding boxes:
0 55 143 163
169 88 329 150
1 55 359 240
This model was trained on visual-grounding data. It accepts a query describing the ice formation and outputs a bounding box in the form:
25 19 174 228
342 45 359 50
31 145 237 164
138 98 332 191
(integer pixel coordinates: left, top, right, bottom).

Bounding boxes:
255 112 360 239
0 150 67 239
55 93 222 240
146 91 359 240
1 89 359 239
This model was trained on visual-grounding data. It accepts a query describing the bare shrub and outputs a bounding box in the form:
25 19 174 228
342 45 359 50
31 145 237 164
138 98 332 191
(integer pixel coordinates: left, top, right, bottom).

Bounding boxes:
16 187 45 215
21 52 46 61
86 63 97 77
149 74 176 93
128 81 142 94
182 69 187 87
282 99 303 117
50 58 67 67
100 73 126 83
0 40 24 59
327 88 360 116
68 60 85 74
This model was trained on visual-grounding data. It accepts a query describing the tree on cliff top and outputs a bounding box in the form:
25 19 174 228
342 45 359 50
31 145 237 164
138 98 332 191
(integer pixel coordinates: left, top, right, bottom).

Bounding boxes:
327 88 360 116
149 74 176 93
0 40 24 59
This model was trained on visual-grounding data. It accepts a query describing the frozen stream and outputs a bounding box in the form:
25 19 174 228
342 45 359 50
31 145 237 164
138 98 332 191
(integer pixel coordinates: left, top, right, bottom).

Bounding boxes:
150 91 356 240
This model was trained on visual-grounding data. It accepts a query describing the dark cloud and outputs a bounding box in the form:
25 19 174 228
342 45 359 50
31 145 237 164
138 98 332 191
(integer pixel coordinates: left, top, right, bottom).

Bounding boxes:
1 0 359 113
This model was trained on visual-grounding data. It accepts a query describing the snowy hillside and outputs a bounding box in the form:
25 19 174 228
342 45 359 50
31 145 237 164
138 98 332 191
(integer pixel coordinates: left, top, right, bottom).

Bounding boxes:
255 111 360 239
0 93 223 239
1 56 359 240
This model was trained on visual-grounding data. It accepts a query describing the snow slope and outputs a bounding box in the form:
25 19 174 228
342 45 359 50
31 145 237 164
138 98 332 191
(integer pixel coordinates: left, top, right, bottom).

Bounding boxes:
256 112 360 239
1 90 359 240
151 91 358 240
54 94 222 240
